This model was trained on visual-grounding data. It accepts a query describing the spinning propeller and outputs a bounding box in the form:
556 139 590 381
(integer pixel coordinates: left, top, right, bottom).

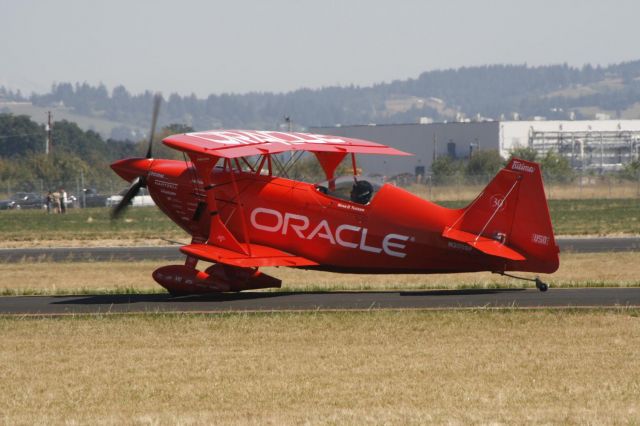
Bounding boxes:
110 94 162 220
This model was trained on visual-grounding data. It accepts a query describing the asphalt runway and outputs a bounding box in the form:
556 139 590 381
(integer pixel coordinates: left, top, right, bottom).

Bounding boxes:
0 237 638 262
1 288 639 315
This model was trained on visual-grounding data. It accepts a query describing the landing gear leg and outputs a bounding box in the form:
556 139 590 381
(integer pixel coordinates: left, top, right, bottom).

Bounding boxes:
494 271 550 292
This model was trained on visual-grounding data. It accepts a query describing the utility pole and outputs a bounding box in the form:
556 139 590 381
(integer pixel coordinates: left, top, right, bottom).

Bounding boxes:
432 133 437 163
45 111 52 155
283 116 293 163
469 142 479 158
80 170 85 208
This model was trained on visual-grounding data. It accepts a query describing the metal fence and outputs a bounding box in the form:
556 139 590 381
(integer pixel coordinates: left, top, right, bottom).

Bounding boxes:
2 172 639 208
0 176 126 209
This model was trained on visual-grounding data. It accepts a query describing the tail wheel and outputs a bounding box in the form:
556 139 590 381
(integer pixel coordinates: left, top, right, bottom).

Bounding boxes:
535 278 549 292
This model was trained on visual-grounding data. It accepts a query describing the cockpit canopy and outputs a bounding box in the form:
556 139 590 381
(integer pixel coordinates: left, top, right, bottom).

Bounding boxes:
315 176 382 205
209 149 385 205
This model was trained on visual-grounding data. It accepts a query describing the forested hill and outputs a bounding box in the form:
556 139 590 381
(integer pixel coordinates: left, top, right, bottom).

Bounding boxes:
3 61 640 137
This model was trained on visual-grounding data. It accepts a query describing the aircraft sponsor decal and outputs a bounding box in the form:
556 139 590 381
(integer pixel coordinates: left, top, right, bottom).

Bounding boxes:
489 194 507 212
155 270 194 286
531 233 550 245
511 160 535 173
250 207 410 258
447 241 472 252
188 130 348 146
336 202 365 213
153 180 178 190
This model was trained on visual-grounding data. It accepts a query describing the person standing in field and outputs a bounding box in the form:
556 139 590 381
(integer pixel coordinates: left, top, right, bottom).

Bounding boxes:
45 191 53 213
60 188 67 214
52 190 61 214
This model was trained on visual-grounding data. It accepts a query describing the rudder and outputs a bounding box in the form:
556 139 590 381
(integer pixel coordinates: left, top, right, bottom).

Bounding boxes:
443 158 559 273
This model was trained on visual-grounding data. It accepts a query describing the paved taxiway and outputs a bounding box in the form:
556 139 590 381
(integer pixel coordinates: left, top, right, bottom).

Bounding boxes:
0 237 638 262
1 288 638 315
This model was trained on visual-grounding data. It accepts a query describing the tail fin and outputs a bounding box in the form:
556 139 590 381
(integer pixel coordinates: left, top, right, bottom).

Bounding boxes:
443 158 559 273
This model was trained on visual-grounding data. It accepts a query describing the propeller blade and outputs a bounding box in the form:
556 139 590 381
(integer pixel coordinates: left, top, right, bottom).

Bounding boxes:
114 96 160 220
145 94 162 159
111 176 145 220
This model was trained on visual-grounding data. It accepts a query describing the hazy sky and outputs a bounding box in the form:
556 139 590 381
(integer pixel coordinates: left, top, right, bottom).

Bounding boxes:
2 0 640 96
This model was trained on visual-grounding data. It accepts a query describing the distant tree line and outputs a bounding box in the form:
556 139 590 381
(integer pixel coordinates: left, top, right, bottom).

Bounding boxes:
430 146 640 185
2 111 636 197
2 61 640 134
431 148 575 185
0 113 142 193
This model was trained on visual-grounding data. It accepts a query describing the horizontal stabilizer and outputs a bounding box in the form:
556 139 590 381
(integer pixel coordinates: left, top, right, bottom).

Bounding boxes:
442 228 525 261
181 243 319 268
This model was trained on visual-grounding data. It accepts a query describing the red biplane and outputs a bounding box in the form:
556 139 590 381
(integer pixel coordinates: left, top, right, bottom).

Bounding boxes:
111 99 559 294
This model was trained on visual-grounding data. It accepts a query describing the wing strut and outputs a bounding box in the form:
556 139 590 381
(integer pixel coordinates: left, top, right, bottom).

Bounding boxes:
189 153 248 255
225 158 252 256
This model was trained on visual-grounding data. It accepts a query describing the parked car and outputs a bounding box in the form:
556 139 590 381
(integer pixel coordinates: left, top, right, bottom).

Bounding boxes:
0 192 45 210
105 187 156 208
64 194 78 209
81 188 109 208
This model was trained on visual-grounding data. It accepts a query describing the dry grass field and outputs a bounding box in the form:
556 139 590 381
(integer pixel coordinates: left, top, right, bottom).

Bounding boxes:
1 252 638 295
1 310 639 424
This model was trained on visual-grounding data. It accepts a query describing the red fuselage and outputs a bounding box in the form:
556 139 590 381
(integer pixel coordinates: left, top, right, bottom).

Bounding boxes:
113 158 558 275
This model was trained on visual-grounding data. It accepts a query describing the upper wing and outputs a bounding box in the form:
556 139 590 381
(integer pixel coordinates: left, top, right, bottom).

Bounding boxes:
163 130 413 158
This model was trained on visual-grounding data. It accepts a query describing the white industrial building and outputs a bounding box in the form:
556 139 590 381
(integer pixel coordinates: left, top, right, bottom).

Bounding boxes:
311 120 640 176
